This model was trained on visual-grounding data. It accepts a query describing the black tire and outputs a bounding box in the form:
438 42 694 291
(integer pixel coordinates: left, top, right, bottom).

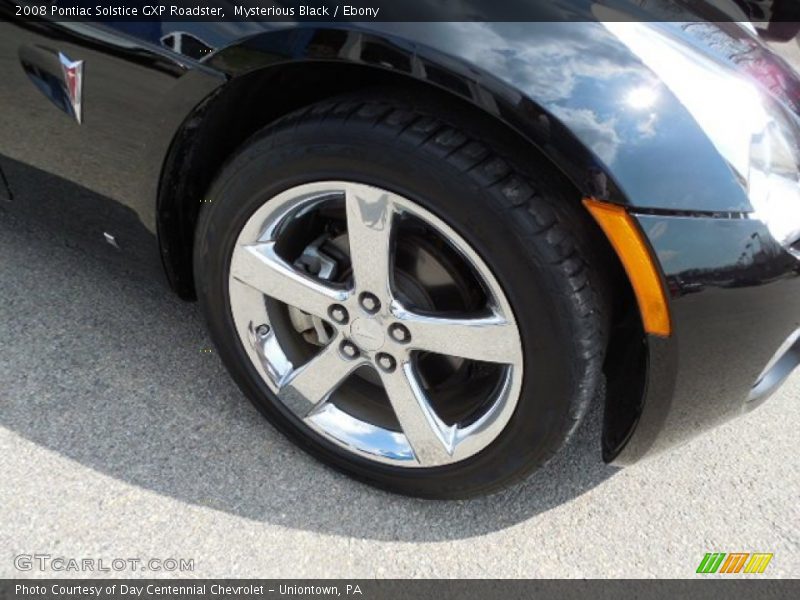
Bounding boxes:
193 91 610 498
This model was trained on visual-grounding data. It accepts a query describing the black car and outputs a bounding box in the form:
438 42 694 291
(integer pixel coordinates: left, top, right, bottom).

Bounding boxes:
736 0 800 41
2 3 800 498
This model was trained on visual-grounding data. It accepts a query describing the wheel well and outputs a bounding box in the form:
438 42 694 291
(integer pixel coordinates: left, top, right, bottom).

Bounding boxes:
158 62 411 300
157 61 647 457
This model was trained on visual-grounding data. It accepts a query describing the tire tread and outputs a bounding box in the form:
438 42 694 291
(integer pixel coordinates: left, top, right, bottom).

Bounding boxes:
203 93 610 497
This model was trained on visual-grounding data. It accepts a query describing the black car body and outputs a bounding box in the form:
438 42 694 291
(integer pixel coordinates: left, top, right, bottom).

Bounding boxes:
2 1 799 496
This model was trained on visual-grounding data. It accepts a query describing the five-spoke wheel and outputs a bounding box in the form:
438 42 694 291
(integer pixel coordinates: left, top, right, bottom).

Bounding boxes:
194 94 607 497
228 182 523 467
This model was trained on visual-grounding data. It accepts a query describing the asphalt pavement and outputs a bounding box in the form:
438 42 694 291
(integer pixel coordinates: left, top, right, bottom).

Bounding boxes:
1 37 799 580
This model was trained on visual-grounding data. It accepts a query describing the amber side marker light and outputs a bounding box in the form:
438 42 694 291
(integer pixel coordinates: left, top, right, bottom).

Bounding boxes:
583 198 672 337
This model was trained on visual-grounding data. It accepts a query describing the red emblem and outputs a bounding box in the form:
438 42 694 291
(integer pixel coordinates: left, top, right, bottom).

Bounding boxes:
58 53 83 124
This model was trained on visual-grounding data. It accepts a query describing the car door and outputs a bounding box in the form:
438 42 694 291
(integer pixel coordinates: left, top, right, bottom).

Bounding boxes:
0 5 222 263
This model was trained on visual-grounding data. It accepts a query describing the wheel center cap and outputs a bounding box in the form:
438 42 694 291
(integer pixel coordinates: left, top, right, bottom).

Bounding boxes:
350 318 385 351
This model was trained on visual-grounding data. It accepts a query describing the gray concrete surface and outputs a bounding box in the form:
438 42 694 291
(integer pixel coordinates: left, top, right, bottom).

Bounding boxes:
1 37 800 581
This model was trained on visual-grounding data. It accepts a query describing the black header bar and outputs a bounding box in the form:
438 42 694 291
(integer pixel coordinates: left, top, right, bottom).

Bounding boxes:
5 0 800 23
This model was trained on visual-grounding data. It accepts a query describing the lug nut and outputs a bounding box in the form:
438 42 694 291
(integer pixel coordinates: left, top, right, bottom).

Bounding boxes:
389 323 410 343
340 340 360 360
376 353 397 373
359 292 381 314
328 304 349 325
256 324 271 338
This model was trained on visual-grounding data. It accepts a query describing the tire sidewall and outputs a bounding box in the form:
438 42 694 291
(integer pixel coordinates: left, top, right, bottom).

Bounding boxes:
195 119 590 498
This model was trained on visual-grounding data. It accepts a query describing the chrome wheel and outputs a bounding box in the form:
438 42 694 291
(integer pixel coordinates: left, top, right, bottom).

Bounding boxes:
228 181 523 467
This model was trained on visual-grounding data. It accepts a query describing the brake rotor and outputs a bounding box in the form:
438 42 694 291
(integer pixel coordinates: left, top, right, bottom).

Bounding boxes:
288 226 480 389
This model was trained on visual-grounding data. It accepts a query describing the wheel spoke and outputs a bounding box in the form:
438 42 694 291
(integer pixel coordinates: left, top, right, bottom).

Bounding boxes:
345 184 395 298
381 361 455 466
395 308 520 364
278 342 360 417
230 241 348 319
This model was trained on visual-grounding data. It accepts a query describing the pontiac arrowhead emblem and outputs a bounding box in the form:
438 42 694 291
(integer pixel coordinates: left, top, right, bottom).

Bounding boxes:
58 52 83 124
